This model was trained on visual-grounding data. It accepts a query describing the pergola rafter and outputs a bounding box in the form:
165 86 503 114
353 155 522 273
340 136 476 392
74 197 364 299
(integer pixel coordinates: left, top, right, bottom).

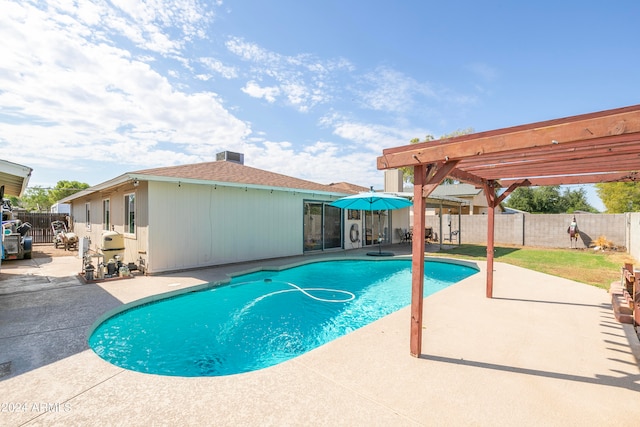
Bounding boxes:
377 104 640 357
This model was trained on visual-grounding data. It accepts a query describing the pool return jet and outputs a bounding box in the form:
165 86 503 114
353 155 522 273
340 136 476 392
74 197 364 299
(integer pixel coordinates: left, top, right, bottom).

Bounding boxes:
330 187 413 256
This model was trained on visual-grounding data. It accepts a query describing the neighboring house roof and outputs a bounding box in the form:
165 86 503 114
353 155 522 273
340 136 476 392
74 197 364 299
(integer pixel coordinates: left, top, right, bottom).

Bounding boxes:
430 183 482 197
503 206 528 214
0 159 32 198
60 160 352 203
327 182 370 194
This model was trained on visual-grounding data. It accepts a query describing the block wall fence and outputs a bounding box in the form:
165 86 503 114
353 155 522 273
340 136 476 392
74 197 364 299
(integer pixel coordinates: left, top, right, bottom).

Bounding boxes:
424 212 640 262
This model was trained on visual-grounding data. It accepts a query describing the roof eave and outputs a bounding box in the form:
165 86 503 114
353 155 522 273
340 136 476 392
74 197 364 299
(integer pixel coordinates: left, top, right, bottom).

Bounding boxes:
61 173 352 203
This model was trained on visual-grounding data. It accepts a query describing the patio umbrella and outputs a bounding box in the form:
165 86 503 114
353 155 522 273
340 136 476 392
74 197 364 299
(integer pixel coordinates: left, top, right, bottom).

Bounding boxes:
330 189 413 256
330 190 413 211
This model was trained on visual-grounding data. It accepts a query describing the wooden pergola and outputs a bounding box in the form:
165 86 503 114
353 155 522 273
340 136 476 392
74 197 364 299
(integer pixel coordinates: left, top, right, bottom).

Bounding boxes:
377 104 640 357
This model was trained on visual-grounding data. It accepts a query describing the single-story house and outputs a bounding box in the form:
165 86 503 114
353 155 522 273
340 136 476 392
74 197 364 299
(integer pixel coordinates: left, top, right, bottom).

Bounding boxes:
60 153 411 274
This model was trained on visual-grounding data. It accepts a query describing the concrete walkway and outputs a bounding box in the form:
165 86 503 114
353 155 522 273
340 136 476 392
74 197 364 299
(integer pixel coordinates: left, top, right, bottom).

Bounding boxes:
1 246 639 426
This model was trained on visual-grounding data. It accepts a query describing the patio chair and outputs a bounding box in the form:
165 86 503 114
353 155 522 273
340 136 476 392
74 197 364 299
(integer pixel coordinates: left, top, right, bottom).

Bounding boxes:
396 228 411 243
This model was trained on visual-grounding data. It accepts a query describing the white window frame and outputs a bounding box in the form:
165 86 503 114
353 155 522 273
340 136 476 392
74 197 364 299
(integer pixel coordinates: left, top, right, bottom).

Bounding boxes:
102 198 110 231
124 193 136 236
85 202 91 231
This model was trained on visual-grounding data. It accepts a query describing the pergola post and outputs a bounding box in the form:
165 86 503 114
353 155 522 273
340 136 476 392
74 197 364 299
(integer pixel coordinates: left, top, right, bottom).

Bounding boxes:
486 200 495 298
410 164 426 357
483 181 496 298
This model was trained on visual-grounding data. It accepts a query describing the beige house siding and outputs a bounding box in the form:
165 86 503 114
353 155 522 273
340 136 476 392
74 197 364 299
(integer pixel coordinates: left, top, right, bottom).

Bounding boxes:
146 181 306 273
69 180 149 263
60 159 369 274
69 180 332 274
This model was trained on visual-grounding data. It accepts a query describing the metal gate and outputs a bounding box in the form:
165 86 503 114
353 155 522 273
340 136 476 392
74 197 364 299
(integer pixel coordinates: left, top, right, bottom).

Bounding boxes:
15 213 69 244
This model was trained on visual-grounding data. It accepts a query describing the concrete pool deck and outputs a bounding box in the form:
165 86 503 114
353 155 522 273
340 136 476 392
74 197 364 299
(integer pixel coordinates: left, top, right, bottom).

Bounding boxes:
1 245 639 426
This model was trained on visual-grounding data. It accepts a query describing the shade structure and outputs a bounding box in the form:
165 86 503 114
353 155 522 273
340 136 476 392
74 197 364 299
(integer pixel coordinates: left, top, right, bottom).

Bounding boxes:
331 190 413 256
330 190 413 211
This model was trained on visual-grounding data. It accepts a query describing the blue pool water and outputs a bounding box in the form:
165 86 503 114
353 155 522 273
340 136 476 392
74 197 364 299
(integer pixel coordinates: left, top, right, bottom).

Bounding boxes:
89 259 477 377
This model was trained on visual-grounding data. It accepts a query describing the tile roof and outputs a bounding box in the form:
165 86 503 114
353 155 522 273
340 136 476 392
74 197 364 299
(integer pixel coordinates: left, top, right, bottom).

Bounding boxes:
131 160 348 194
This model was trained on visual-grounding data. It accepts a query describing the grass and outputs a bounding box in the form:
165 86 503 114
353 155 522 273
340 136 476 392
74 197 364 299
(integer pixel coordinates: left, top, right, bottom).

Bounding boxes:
432 244 637 290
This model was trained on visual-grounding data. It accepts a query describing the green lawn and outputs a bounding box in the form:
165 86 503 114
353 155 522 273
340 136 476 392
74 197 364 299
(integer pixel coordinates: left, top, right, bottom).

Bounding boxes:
432 244 637 290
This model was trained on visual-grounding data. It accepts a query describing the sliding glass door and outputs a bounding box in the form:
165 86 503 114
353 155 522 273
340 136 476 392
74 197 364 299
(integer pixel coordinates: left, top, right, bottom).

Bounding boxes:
364 210 390 247
303 202 342 251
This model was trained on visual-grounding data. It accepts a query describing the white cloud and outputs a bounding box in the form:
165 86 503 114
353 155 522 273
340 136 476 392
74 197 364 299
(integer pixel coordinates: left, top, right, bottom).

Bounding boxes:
320 113 428 154
241 81 280 103
244 140 379 188
357 66 436 113
199 57 237 79
0 1 249 174
0 0 463 192
225 36 351 113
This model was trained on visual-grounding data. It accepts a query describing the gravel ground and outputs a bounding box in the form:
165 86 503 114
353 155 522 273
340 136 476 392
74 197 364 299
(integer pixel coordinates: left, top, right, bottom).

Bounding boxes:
31 243 78 258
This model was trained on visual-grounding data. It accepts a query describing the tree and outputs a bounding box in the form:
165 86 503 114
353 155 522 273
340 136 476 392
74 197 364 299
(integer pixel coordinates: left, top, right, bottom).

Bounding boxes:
595 182 640 213
504 186 535 211
559 187 597 213
532 186 562 213
400 128 474 184
20 186 51 212
504 186 597 213
48 180 90 205
7 195 20 207
15 180 90 212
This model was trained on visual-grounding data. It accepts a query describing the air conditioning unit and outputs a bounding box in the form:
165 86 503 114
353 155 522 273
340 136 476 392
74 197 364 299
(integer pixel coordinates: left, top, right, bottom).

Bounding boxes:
216 151 244 165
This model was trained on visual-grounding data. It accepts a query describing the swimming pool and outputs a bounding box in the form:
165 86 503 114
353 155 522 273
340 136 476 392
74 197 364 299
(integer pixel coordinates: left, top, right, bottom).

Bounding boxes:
89 258 478 377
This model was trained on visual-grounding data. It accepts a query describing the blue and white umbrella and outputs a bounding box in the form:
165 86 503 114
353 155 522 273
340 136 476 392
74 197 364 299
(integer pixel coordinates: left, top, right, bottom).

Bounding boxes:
331 189 412 256
330 190 413 211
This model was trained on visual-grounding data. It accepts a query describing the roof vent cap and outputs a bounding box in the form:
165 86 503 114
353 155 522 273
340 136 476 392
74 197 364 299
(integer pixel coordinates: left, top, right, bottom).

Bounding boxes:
216 151 244 165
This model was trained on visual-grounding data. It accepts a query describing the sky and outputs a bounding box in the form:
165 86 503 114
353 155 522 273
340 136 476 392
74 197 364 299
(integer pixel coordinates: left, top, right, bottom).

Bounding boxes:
2 1 640 212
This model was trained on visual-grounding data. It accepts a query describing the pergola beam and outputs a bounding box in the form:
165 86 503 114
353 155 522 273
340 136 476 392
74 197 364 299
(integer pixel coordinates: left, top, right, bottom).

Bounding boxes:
377 104 640 170
501 172 640 187
468 156 640 180
458 132 640 168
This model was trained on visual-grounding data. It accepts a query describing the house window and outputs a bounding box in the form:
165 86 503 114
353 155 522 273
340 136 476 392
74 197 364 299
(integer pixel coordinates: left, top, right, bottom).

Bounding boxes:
102 199 110 231
85 202 91 231
124 193 135 235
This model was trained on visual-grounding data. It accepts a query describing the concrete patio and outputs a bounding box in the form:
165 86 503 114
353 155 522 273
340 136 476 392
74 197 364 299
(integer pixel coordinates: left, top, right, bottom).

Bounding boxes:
1 245 639 426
